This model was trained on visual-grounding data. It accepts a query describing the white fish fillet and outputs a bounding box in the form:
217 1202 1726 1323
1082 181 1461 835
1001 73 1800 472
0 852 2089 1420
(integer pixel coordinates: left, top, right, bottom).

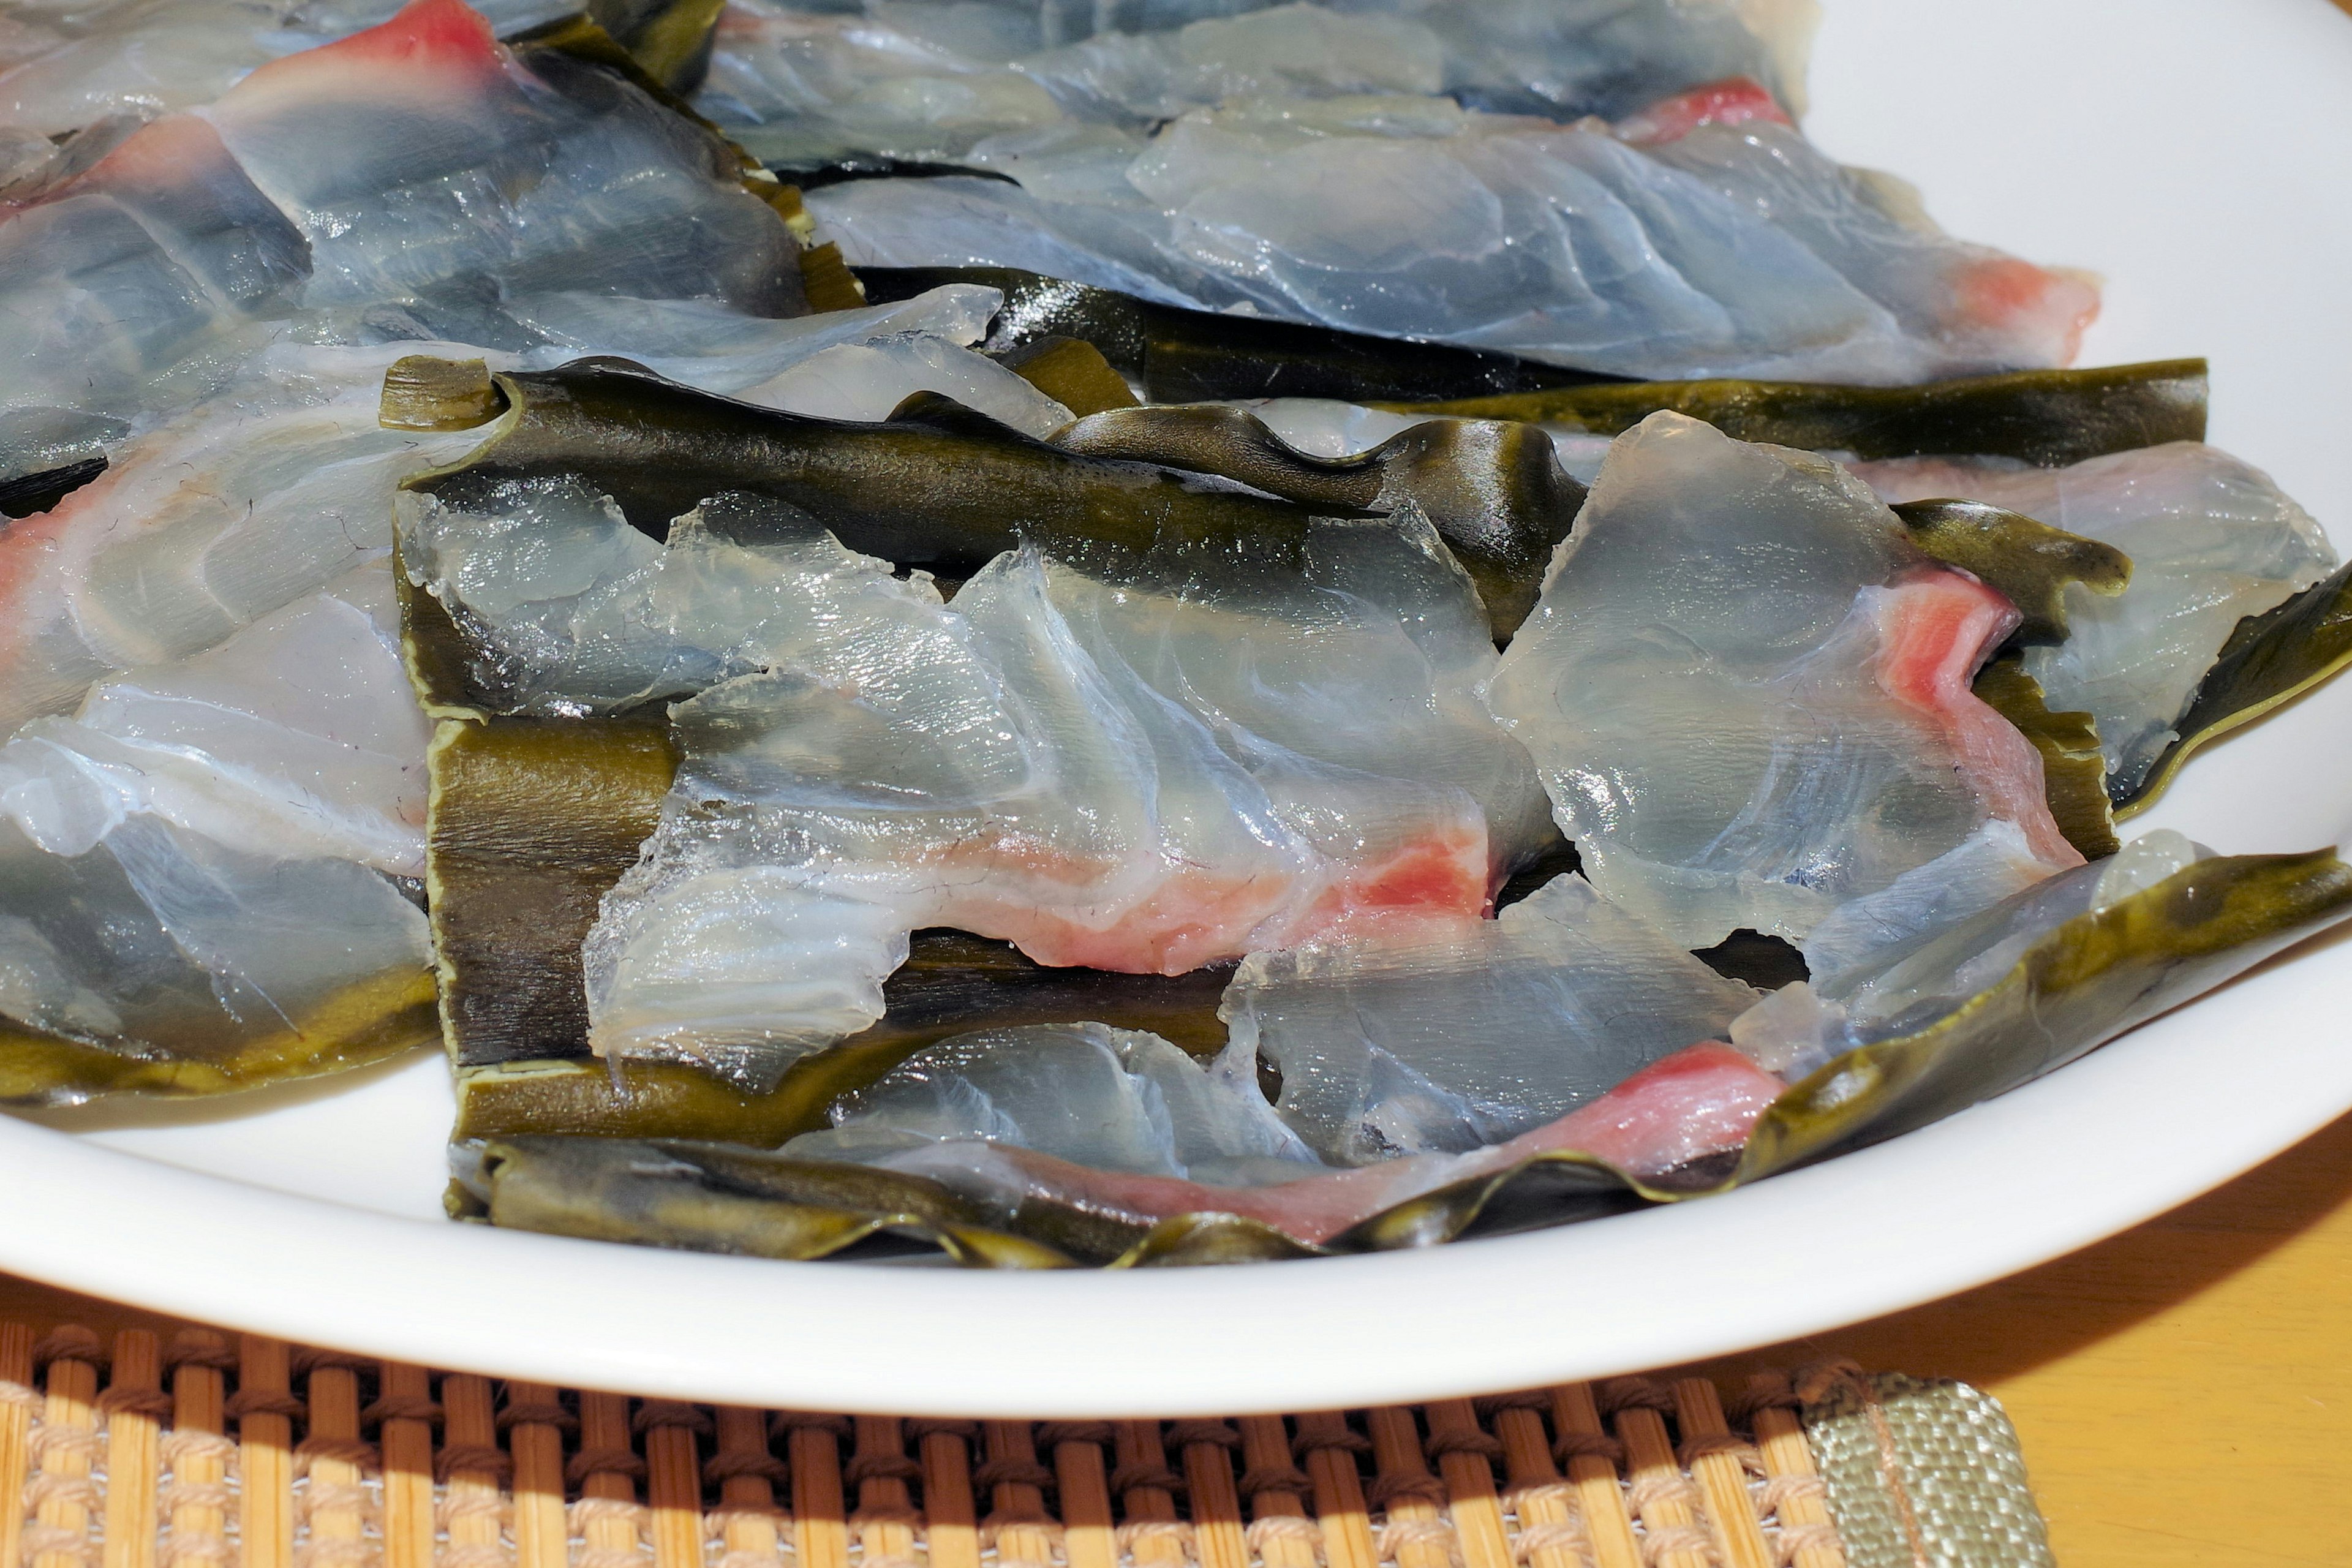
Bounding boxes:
784 1022 1322 1188
698 0 1813 169
575 514 1552 1084
1486 411 2082 952
1215 872 1757 1163
807 88 2094 383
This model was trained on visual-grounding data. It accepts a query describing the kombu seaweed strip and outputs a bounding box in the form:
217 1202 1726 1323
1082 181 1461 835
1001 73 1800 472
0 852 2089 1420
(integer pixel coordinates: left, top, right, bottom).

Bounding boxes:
1388 360 2210 466
2118 562 2352 817
0 970 439 1106
856 265 1626 404
857 266 2205 461
1890 499 2131 646
1973 658 2121 860
1052 402 1583 637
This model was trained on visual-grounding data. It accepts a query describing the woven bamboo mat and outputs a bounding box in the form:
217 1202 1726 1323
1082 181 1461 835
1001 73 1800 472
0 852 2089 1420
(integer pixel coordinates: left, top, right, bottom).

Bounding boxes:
0 1322 2056 1568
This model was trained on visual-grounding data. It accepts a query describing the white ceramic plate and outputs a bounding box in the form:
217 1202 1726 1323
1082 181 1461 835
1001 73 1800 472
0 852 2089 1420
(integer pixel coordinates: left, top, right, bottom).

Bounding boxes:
5 0 2351 1417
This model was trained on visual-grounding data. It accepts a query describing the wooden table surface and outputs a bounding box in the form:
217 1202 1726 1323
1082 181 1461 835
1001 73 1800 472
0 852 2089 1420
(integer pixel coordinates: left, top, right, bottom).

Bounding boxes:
7 1106 2351 1567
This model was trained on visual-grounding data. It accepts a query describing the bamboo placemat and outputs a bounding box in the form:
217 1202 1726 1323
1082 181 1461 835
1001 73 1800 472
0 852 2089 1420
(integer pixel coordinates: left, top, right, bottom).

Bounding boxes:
0 1321 2059 1568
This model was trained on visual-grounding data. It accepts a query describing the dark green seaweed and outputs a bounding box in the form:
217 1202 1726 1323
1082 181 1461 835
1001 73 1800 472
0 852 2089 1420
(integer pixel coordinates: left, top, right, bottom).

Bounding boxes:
0 968 438 1107
855 265 1626 404
459 1136 1080 1266
1890 498 2131 647
404 359 1329 582
2117 562 2352 816
1973 657 2120 861
1391 360 2209 467
1052 402 1585 636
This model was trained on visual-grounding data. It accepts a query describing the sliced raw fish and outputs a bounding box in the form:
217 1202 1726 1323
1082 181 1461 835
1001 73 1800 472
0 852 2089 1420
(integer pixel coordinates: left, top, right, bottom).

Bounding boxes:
504 283 1008 399
698 0 1809 170
836 1041 1784 1245
1 288 1009 733
0 0 802 480
1215 873 1757 1163
192 0 793 314
734 332 1074 437
0 551 436 1099
0 564 430 876
0 349 487 731
1732 829 2220 1077
398 483 942 718
1854 443 2339 799
808 91 2094 383
784 1022 1321 1186
1486 411 2082 952
577 518 1552 1082
0 0 576 137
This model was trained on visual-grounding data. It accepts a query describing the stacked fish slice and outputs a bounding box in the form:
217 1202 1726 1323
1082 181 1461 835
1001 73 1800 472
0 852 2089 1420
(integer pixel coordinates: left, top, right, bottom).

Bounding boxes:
0 0 2346 1267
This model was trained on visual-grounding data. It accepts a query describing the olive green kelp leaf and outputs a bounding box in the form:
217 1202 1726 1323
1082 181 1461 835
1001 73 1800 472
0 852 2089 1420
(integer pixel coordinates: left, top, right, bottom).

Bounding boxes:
456 1136 1080 1267
1052 402 1585 638
395 358 1325 584
510 8 728 124
1972 657 2120 860
856 268 2204 462
0 969 438 1107
391 356 1599 638
2117 561 2352 818
854 265 1623 405
1890 499 2131 646
450 936 1232 1145
1385 360 2209 467
461 846 2352 1264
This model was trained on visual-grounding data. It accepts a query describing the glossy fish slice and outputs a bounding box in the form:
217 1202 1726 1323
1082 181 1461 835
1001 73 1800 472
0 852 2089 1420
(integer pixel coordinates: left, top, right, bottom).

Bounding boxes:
698 0 1807 175
1485 410 2085 953
0 0 803 482
464 1038 1785 1262
1856 442 2339 802
2119 560 2352 818
0 350 497 733
806 88 2095 383
458 832 2352 1263
0 575 437 1105
582 518 1551 1084
0 0 723 138
1215 872 1758 1163
785 1022 1320 1186
407 544 1232 1136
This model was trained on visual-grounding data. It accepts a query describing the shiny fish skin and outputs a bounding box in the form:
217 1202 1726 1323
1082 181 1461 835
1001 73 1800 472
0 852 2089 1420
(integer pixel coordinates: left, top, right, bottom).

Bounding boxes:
1485 411 2082 952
